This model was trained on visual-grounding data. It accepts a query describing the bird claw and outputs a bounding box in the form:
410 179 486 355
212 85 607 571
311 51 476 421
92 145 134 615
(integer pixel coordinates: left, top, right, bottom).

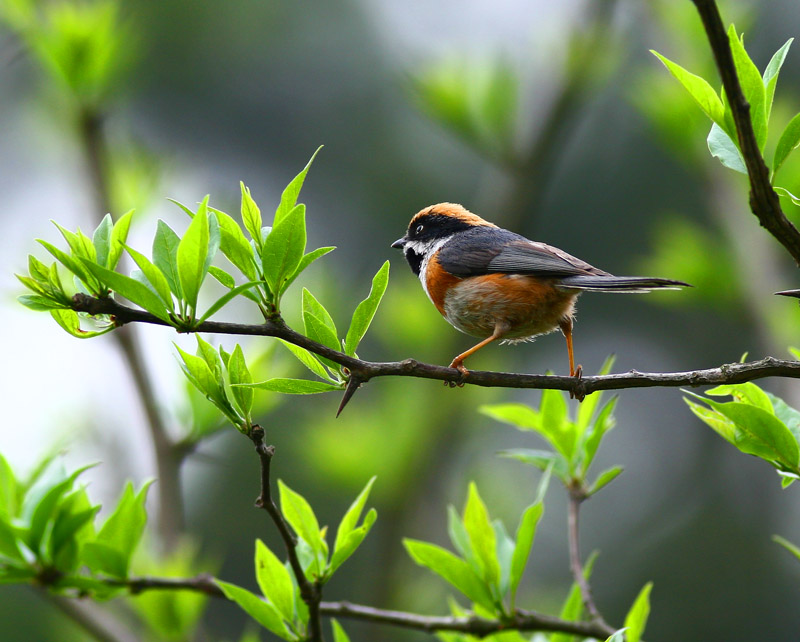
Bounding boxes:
569 365 585 402
445 362 468 387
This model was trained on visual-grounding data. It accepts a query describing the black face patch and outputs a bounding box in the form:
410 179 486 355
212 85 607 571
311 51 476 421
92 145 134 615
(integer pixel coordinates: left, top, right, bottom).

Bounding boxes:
404 246 423 276
407 214 473 243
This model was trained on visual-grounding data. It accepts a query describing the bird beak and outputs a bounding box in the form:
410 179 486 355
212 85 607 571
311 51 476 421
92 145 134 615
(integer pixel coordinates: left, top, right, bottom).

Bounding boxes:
391 237 407 250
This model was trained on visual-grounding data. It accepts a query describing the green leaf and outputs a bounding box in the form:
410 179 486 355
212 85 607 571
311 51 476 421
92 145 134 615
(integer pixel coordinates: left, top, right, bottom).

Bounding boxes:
728 25 767 150
302 288 338 342
763 38 793 126
92 214 113 268
38 239 93 285
212 207 258 281
334 476 376 553
280 246 335 296
588 466 624 496
244 378 342 394
575 355 615 432
240 183 263 248
80 260 173 324
708 123 747 174
262 204 306 295
51 309 114 339
463 482 500 589
177 197 210 310
344 261 389 356
623 582 653 642
108 210 134 270
328 508 376 575
198 281 261 323
581 396 618 474
605 631 627 642
83 481 152 578
124 244 173 308
255 539 295 623
773 112 800 176
275 146 322 226
152 220 183 298
18 294 66 311
277 340 338 383
539 388 575 460
331 620 351 642
706 382 773 413
175 344 223 401
498 449 570 483
53 222 95 262
278 480 325 575
228 344 253 418
216 580 296 641
208 265 236 289
509 502 543 607
651 51 726 132
479 403 540 431
403 539 494 611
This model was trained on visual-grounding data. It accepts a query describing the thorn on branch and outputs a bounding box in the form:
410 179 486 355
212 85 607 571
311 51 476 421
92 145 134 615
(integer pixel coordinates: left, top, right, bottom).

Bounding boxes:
337 374 364 417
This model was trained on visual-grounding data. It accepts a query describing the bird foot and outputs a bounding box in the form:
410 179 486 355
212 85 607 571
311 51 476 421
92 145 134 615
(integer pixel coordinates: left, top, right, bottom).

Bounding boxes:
569 364 585 401
445 361 468 387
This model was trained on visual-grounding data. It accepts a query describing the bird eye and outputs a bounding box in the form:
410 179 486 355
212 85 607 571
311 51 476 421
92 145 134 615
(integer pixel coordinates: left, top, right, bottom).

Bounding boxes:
415 224 424 235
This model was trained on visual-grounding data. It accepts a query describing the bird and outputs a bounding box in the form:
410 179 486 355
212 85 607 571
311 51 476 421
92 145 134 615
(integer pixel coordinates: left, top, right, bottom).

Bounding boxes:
391 203 689 381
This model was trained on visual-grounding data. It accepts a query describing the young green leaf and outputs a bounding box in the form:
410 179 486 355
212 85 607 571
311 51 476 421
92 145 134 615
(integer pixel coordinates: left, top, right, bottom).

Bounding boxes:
80 260 174 323
728 25 767 150
177 197 211 310
255 539 295 623
328 508 376 575
275 146 322 226
262 204 306 296
108 210 134 270
212 207 258 281
279 246 335 296
498 449 570 483
773 535 800 563
197 281 261 323
509 501 543 607
243 379 342 394
651 51 726 133
51 309 114 339
581 396 618 475
463 482 500 589
623 582 653 642
334 476 376 553
708 123 747 174
763 38 793 125
153 220 183 298
403 539 495 612
277 340 338 383
228 344 253 419
344 261 389 356
588 466 623 496
479 403 540 431
175 344 223 401
773 112 800 176
331 620 351 642
38 239 93 286
208 265 236 289
278 480 326 574
124 244 173 308
240 183 263 248
92 214 113 268
216 580 296 641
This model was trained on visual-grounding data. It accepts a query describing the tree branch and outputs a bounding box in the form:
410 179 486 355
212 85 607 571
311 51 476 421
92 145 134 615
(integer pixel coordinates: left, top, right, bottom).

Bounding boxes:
101 574 616 639
72 293 800 400
691 0 800 266
249 425 323 641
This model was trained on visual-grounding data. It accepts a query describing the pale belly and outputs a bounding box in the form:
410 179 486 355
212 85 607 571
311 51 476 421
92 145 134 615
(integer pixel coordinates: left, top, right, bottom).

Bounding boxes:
441 274 578 340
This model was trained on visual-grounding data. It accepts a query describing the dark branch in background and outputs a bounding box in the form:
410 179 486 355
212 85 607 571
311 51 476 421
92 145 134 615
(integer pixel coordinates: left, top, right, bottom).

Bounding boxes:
72 294 800 407
692 0 800 266
77 107 185 549
39 591 135 642
249 426 323 642
566 484 607 628
103 574 615 639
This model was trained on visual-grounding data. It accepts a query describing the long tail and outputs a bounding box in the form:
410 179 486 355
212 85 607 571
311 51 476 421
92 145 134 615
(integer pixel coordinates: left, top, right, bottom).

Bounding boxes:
559 275 690 293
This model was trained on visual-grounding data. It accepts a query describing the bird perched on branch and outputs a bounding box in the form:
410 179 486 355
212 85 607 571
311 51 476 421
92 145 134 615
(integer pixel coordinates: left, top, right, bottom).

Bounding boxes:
392 203 689 381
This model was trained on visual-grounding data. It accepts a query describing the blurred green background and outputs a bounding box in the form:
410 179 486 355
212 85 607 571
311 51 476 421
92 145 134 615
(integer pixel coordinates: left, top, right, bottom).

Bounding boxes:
2 0 800 640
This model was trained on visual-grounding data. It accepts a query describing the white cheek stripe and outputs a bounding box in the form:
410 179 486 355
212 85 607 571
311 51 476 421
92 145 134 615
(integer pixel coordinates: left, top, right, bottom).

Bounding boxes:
407 236 452 299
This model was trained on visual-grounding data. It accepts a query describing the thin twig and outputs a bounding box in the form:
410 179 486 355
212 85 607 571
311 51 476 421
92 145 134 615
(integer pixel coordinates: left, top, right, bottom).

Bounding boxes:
77 107 185 548
72 293 800 399
249 426 324 642
691 0 800 265
566 484 608 627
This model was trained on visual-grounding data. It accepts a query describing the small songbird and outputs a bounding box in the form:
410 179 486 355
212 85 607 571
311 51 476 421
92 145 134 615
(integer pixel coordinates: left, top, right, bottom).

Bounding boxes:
391 203 689 379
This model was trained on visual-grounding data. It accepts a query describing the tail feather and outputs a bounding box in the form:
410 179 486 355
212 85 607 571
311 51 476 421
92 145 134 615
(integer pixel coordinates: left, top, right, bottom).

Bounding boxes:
559 275 690 293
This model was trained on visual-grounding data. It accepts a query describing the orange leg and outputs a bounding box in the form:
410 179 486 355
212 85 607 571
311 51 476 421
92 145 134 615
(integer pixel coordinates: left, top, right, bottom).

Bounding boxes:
558 317 581 378
448 324 507 385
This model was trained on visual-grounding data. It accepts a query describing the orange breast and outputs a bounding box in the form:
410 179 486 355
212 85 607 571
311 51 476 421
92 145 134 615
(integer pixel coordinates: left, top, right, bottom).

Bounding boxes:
425 253 462 315
441 273 578 339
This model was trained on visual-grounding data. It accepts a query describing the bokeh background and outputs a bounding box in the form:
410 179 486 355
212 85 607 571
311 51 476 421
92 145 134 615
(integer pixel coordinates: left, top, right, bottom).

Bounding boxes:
2 0 800 640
